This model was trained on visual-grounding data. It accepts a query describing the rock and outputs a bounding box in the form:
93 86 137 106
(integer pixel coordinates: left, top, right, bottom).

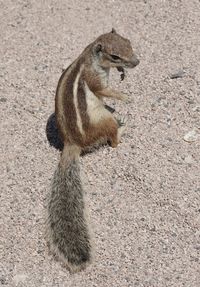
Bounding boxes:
170 70 185 79
184 128 199 142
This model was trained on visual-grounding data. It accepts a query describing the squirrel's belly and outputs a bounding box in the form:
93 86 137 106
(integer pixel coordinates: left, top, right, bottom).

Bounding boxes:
84 82 108 125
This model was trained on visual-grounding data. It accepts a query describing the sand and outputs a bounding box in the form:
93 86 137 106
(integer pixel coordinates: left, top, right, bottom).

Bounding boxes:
0 1 199 286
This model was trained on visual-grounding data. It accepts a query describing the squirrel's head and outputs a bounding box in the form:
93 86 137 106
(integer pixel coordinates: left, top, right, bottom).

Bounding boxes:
93 29 139 69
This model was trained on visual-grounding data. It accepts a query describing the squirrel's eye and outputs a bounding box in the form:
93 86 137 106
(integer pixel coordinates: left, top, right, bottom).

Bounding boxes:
111 54 120 61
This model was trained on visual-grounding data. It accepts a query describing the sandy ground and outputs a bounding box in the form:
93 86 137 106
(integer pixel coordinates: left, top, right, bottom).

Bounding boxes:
0 0 200 286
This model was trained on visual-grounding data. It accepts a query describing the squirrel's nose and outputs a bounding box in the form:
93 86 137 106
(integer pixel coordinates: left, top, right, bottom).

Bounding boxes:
130 55 140 67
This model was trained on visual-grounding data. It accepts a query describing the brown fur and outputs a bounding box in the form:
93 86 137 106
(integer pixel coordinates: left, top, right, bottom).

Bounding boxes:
83 117 119 148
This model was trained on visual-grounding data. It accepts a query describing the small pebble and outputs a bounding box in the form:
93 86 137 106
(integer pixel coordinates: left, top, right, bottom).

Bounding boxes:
170 70 185 79
184 128 199 142
184 155 194 164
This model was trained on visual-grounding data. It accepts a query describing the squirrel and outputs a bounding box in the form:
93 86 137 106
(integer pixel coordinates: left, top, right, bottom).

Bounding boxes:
47 28 139 272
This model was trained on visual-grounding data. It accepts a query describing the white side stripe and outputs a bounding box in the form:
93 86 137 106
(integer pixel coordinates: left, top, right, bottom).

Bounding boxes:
73 65 85 135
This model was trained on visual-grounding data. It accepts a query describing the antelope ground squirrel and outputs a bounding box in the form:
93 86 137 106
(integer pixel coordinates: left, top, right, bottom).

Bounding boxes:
47 29 139 272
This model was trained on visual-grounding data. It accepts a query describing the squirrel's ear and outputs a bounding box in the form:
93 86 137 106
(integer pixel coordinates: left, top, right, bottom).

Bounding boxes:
93 43 102 54
111 28 117 34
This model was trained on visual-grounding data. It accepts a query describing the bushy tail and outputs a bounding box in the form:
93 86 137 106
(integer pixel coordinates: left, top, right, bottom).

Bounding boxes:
47 145 92 272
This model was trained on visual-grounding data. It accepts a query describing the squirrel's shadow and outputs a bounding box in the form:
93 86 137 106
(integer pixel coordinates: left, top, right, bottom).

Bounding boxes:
46 104 115 155
46 113 64 151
